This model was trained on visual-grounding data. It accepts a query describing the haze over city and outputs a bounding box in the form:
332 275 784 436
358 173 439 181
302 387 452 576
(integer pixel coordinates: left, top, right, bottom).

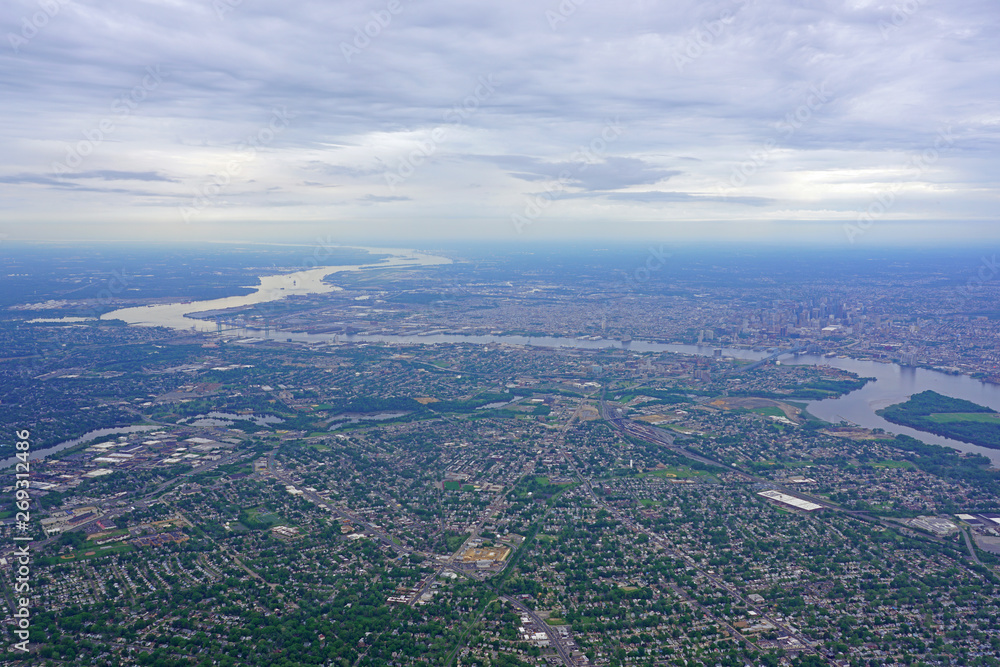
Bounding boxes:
1 0 998 244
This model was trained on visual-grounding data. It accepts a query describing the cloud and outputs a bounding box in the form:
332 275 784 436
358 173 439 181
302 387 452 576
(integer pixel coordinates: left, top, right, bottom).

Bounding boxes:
0 0 996 241
541 190 773 206
603 191 773 206
72 170 178 182
359 194 411 203
0 173 64 186
0 170 177 187
490 156 680 191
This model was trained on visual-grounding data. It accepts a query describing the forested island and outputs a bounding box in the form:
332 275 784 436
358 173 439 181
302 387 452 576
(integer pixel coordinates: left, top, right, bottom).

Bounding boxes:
878 390 1000 450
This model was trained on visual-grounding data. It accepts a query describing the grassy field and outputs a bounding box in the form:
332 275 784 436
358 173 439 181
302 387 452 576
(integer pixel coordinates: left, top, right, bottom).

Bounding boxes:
751 406 786 418
534 476 574 486
643 465 712 480
88 528 130 541
929 412 1000 424
871 460 918 470
243 509 284 527
443 480 462 491
50 542 133 564
660 424 701 434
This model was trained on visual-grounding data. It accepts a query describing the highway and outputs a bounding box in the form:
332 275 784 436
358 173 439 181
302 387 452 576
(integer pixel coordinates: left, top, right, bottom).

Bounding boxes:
591 393 995 660
501 594 575 666
579 399 826 659
602 402 742 473
409 486 510 605
265 450 414 557
265 448 519 607
962 527 984 566
600 397 919 521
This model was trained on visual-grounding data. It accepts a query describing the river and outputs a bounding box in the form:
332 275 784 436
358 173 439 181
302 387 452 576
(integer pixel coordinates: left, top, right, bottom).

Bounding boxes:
100 246 451 331
0 425 159 469
98 246 1000 465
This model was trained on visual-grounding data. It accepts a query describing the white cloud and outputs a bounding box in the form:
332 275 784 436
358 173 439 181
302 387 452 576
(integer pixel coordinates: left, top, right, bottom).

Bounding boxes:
0 0 997 242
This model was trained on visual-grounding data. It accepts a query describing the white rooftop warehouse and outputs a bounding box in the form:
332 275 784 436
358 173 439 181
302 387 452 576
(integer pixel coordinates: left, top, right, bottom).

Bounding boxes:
758 490 823 512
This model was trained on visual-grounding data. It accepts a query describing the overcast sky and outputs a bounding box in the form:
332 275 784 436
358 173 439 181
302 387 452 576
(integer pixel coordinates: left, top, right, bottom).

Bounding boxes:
1 0 997 245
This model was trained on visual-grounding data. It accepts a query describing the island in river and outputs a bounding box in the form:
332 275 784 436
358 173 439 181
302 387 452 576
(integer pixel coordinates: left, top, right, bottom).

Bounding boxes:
878 390 1000 450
